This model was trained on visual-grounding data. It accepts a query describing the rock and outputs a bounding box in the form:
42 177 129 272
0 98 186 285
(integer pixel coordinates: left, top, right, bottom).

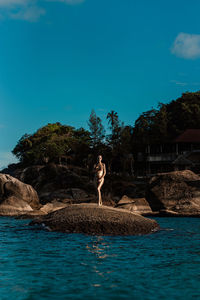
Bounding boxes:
16 210 47 219
158 209 200 217
16 202 69 219
31 203 159 235
40 201 68 214
3 164 147 208
39 188 90 204
8 164 96 204
0 173 40 216
116 195 152 214
146 170 200 215
104 175 146 199
0 197 33 216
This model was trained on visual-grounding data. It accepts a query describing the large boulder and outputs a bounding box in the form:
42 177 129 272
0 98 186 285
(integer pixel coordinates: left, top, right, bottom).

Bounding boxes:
5 164 116 207
104 175 146 200
31 203 159 235
9 164 96 204
146 170 200 216
3 164 146 208
116 195 152 215
0 174 40 216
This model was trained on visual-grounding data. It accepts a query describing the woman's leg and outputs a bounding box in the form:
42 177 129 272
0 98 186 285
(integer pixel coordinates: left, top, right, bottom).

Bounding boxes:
97 178 104 206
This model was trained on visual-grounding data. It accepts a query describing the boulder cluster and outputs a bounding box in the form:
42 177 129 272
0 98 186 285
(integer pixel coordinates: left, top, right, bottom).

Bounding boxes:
146 170 200 216
1 166 200 235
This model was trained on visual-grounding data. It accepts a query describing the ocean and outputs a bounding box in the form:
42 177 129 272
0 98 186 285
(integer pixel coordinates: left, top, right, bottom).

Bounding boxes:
0 217 199 300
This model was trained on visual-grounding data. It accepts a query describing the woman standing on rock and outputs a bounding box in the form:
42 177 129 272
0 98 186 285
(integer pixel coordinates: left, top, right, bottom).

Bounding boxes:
94 155 106 206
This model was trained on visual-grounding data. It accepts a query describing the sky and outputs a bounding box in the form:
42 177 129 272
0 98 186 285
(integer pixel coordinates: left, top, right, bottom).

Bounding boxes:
1 0 200 168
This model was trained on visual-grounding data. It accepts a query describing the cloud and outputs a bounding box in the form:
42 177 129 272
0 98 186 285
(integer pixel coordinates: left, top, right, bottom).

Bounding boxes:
0 0 85 22
10 5 45 22
171 33 200 59
170 79 200 88
0 0 45 22
0 0 27 6
170 80 187 86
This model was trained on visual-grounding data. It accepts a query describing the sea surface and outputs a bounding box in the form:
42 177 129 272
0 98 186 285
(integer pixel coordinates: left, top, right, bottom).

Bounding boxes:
0 217 199 300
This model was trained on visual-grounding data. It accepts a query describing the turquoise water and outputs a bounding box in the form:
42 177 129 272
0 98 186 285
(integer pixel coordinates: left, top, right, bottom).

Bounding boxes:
0 217 199 300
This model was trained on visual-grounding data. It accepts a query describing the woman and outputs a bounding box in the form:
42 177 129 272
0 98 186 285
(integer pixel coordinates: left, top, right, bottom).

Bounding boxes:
94 155 106 206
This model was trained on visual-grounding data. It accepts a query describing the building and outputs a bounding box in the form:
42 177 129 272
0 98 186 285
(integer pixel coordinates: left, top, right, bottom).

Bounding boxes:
136 129 200 176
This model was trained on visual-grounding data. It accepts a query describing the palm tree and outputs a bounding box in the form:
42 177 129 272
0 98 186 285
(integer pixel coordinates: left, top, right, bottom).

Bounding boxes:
106 110 119 132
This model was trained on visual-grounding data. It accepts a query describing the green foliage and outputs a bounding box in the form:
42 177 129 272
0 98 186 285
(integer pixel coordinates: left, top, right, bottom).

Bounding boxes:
12 122 91 165
106 110 122 149
119 125 134 154
12 91 200 174
133 91 200 146
88 110 105 147
166 91 200 138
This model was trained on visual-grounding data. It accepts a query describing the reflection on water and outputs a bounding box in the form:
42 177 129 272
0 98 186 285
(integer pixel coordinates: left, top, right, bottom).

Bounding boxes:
86 236 111 258
0 217 199 300
86 237 116 287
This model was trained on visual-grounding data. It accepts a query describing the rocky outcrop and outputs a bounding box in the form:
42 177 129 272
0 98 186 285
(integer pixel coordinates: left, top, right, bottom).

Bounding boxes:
40 201 68 214
104 176 146 200
3 164 117 207
31 203 159 235
10 164 96 204
116 195 152 215
146 170 200 216
0 174 40 216
39 188 90 204
16 202 70 219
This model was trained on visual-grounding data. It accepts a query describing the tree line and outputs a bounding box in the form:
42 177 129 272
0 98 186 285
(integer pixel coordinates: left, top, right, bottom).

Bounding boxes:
12 91 200 174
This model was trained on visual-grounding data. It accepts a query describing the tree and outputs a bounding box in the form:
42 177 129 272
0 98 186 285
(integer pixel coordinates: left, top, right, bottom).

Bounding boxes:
166 91 200 138
106 111 127 173
88 110 105 148
106 110 122 149
132 91 200 156
133 108 159 153
119 125 134 175
12 123 91 165
107 110 119 130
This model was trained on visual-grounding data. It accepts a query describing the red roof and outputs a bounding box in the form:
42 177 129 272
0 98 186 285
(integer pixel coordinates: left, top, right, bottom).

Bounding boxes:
175 129 200 143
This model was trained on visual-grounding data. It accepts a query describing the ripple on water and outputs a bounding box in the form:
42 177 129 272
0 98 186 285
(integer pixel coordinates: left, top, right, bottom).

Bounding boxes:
0 217 199 300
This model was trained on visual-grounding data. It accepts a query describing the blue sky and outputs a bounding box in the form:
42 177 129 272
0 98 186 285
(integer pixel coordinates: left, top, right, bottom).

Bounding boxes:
1 0 200 168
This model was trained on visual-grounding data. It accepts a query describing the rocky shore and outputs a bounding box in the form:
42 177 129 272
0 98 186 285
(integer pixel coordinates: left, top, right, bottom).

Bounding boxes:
146 170 200 216
0 170 159 235
0 173 40 216
31 204 159 235
1 164 200 235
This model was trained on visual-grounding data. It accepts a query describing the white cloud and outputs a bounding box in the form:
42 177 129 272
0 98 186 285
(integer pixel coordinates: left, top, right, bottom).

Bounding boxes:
0 0 45 22
0 0 27 6
0 151 18 170
170 79 200 88
0 0 85 22
10 5 45 22
170 80 187 86
171 33 200 59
